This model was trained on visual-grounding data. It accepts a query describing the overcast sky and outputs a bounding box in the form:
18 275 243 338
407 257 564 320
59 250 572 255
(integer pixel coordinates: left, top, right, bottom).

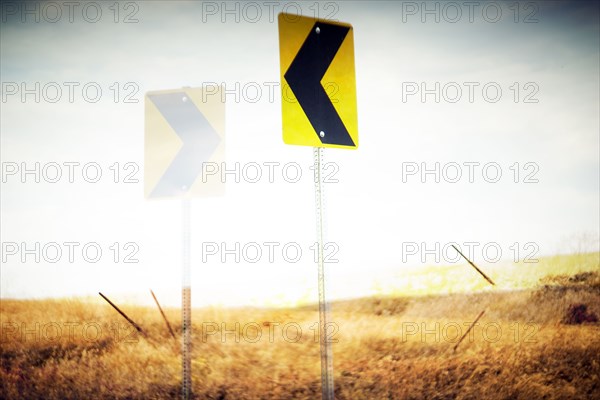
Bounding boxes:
1 0 599 306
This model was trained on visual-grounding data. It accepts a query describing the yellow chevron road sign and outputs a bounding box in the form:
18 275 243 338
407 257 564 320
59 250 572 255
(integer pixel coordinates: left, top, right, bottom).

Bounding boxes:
144 87 225 198
278 13 358 149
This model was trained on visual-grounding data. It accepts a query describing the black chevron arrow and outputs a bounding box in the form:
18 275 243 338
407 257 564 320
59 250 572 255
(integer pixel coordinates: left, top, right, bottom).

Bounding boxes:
284 22 355 147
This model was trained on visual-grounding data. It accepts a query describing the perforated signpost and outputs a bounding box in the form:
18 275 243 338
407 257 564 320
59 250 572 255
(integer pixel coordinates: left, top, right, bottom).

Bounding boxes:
278 13 358 400
145 87 225 399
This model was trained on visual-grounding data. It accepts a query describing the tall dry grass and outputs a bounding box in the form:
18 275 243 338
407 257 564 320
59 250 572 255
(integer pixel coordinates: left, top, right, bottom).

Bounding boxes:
1 253 599 399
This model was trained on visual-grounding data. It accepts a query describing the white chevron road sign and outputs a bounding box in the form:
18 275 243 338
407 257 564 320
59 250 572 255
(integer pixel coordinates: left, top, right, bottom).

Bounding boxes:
144 87 225 198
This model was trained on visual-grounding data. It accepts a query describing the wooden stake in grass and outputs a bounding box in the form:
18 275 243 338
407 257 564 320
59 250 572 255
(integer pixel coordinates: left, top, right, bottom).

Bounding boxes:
453 310 485 352
98 292 146 337
452 244 495 286
150 289 176 340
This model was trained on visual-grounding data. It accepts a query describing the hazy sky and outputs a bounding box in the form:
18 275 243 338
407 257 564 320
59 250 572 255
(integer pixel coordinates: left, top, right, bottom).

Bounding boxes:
1 0 599 306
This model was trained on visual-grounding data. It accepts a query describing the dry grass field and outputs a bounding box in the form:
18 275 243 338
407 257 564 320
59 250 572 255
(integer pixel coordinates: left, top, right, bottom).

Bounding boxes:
1 253 599 399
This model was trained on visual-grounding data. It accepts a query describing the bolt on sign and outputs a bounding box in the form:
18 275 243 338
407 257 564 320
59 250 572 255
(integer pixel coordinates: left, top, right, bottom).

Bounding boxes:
144 87 225 198
278 13 358 149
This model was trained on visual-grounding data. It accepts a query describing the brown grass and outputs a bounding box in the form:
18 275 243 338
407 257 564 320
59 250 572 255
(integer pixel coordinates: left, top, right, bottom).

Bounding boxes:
1 264 599 399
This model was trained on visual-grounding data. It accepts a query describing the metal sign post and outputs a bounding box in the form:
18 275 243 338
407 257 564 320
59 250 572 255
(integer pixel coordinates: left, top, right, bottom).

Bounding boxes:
314 147 334 399
182 198 192 399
